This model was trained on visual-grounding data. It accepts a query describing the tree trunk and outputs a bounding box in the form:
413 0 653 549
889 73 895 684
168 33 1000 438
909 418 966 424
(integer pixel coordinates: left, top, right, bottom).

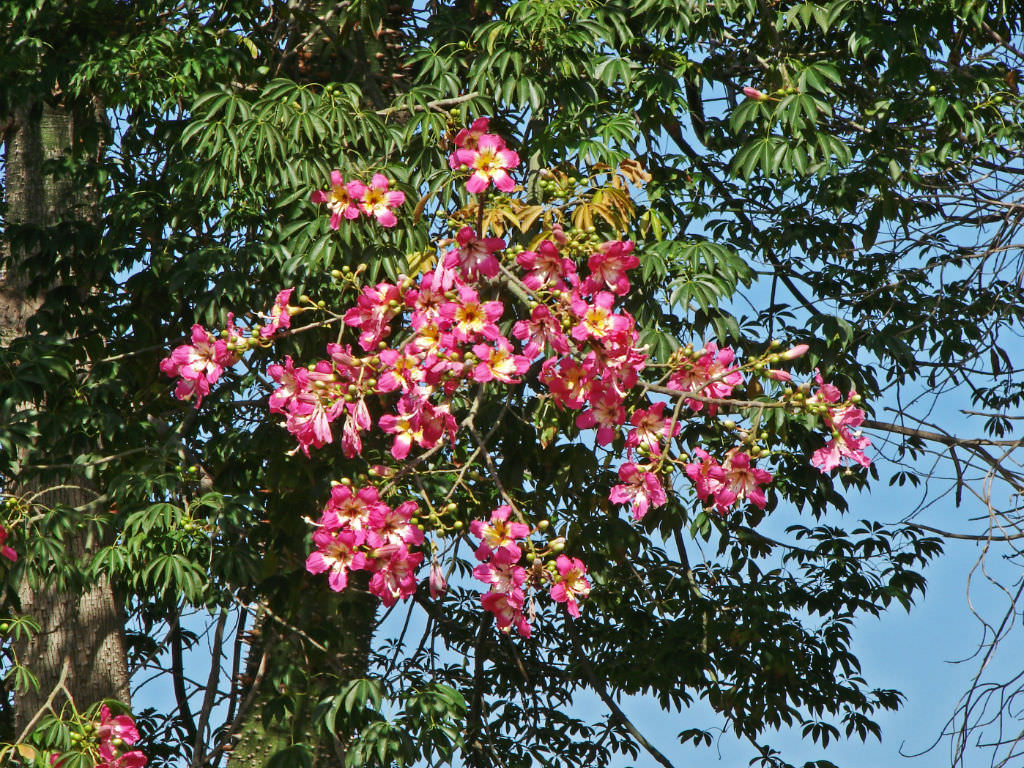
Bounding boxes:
2 96 131 732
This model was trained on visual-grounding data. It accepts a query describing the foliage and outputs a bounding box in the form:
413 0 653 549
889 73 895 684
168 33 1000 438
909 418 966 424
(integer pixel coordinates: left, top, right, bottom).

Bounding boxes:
1 1 1023 767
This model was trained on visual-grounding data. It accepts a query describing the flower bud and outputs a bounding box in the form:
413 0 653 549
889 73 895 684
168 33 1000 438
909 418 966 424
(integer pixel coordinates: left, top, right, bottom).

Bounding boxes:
742 86 767 101
549 537 566 553
766 369 792 382
429 563 447 599
780 344 809 360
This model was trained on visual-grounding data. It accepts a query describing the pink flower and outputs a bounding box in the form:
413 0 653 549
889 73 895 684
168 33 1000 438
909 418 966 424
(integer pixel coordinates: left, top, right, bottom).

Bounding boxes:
684 448 728 504
320 484 387 531
481 588 531 637
344 282 402 351
469 505 531 561
667 342 744 416
472 337 530 384
450 117 491 161
267 356 309 413
582 240 639 296
260 288 295 337
807 374 872 473
549 555 590 618
540 357 595 411
368 544 423 606
453 134 520 194
306 528 366 592
349 174 405 227
97 748 147 768
576 384 626 446
97 706 140 746
440 285 503 343
473 547 527 593
570 291 631 343
159 324 240 407
625 401 681 456
311 170 362 228
0 526 16 562
609 463 667 521
718 451 772 511
444 227 505 281
811 427 872 472
512 304 571 359
516 240 577 292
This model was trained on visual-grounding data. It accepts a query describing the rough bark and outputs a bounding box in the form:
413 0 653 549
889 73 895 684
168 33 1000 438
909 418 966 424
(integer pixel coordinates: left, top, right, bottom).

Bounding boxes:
2 96 131 731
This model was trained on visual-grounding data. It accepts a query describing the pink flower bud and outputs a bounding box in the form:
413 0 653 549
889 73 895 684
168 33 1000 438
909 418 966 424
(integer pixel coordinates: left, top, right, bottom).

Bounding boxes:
429 562 447 599
779 344 809 360
742 86 767 101
767 369 792 382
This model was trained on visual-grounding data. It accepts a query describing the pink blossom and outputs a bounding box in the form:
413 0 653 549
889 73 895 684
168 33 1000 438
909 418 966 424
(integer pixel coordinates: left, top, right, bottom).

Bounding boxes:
718 451 772 511
570 291 631 343
159 324 239 407
811 428 872 472
97 748 147 768
267 356 309 413
516 240 577 291
481 588 531 637
473 547 527 593
368 544 423 606
549 555 590 618
453 134 520 194
306 528 366 592
625 401 681 456
311 170 361 228
440 285 503 343
540 357 595 410
97 706 140 746
684 448 727 505
582 240 639 296
0 526 16 562
472 337 530 384
807 374 872 472
344 282 402 351
348 174 405 227
320 484 387 532
444 227 505 281
667 342 744 416
470 505 531 561
451 117 491 160
609 463 667 521
576 384 626 446
512 304 571 359
260 288 295 337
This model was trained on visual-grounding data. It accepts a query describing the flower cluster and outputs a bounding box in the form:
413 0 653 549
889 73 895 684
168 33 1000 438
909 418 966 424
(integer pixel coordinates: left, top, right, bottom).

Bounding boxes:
159 321 242 407
468 506 590 635
668 342 744 416
471 506 533 636
94 706 146 768
305 484 423 606
808 373 872 472
685 448 773 515
311 172 405 228
160 291 303 407
157 118 876 638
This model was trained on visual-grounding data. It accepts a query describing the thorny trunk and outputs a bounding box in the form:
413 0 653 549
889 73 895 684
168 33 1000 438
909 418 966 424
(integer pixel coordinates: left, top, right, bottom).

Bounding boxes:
2 96 131 733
